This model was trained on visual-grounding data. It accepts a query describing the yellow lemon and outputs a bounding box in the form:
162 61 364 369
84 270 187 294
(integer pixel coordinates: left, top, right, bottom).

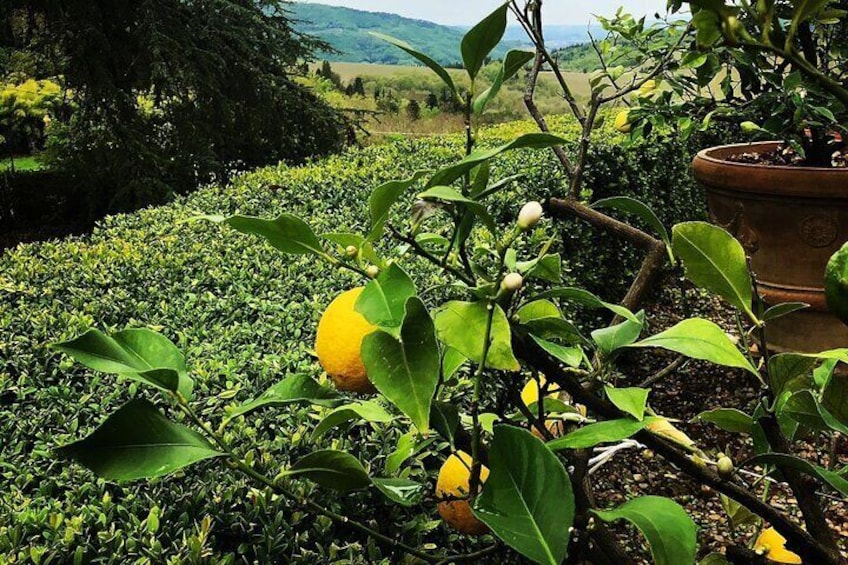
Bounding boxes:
614 110 632 133
315 287 376 393
647 418 696 449
521 376 548 407
637 79 657 98
436 452 490 535
753 527 802 564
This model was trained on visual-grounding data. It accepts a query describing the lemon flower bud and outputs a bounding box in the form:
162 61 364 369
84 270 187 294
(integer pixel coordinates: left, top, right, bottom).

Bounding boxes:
366 265 380 278
717 456 734 478
517 201 543 231
501 273 524 292
345 245 358 258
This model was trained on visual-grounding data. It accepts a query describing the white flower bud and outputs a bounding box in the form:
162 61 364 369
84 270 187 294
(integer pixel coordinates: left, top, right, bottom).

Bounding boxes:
501 272 524 292
366 265 380 278
517 201 543 230
345 245 358 258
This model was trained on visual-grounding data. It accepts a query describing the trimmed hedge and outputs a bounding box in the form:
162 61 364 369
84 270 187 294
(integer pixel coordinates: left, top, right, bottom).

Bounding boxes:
0 115 726 564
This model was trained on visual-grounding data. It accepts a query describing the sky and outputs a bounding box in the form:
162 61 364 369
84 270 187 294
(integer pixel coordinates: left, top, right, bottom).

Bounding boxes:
295 0 671 26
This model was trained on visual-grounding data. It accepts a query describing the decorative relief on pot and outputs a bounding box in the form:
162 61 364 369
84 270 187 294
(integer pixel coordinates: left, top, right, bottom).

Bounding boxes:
798 214 838 248
709 201 759 253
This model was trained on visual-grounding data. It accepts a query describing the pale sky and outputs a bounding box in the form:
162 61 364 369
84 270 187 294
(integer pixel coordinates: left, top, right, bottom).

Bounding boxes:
295 0 671 26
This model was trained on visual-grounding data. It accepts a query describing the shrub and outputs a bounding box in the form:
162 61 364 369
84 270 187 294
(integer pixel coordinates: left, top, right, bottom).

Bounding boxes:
0 114 721 563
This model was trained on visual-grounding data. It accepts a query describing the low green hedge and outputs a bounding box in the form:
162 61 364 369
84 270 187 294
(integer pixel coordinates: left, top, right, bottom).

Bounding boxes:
0 115 727 564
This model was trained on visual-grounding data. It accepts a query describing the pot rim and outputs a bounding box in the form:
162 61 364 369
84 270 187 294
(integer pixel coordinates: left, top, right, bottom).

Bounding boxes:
693 141 848 198
695 141 844 173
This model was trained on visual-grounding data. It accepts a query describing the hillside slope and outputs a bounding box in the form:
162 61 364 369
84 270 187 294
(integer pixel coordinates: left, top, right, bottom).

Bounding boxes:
289 3 522 65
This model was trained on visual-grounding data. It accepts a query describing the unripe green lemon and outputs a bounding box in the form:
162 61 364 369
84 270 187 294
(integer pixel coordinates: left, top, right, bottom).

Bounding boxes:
825 242 848 325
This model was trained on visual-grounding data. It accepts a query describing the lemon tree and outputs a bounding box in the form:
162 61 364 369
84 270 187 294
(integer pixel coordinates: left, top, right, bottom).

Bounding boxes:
47 2 848 564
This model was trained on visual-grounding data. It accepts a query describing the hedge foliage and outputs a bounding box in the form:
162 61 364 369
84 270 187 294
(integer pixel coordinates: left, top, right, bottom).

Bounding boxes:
0 115 727 564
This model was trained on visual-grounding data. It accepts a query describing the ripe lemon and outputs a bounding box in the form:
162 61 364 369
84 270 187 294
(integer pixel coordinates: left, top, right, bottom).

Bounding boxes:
315 287 377 393
614 110 632 133
753 527 802 564
436 452 489 535
636 79 657 98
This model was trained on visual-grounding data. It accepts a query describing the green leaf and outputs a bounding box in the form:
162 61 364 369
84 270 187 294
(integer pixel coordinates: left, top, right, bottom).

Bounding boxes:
284 450 371 492
430 400 461 447
630 319 759 377
442 348 467 380
473 426 573 565
783 390 848 435
516 300 561 323
548 418 650 450
228 374 340 420
355 263 417 334
385 432 417 474
529 335 582 368
361 297 440 431
370 34 458 97
321 232 381 265
593 496 697 565
719 494 760 530
532 287 639 323
768 354 815 397
205 213 324 256
592 310 645 354
474 49 535 114
51 328 192 399
418 185 498 235
518 254 562 283
672 222 757 322
56 399 223 481
762 302 809 322
426 134 568 189
751 453 848 497
373 478 425 507
821 368 848 425
434 301 520 371
367 171 429 242
604 386 650 421
592 197 672 259
461 3 509 80
311 401 393 440
695 408 753 434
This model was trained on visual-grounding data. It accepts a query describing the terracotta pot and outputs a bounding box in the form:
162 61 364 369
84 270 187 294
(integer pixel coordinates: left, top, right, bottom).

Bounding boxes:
692 141 848 353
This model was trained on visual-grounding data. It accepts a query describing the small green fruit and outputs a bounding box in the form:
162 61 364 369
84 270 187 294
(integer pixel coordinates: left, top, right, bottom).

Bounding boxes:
717 456 734 477
825 242 848 325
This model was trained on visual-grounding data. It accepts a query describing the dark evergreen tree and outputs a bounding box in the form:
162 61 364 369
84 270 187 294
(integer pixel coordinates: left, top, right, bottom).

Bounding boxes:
0 0 347 216
406 99 421 121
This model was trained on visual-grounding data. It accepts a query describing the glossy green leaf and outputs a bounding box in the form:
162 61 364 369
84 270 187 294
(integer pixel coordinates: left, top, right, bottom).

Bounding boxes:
430 400 461 447
762 302 809 322
426 133 568 189
593 496 697 565
783 390 848 435
592 310 645 354
461 3 509 80
228 374 340 420
361 297 440 431
370 33 458 97
604 386 650 421
311 401 393 440
205 213 324 256
473 426 573 565
385 432 417 474
57 399 223 481
517 254 562 283
751 453 848 497
373 478 425 507
367 171 429 242
474 49 535 113
672 222 756 322
51 328 192 399
548 418 650 450
593 197 672 259
719 494 759 530
630 319 758 377
355 263 416 334
694 408 753 434
442 347 467 380
767 353 815 397
529 335 582 368
284 450 371 492
434 301 520 371
821 368 848 425
532 287 639 323
418 185 497 235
